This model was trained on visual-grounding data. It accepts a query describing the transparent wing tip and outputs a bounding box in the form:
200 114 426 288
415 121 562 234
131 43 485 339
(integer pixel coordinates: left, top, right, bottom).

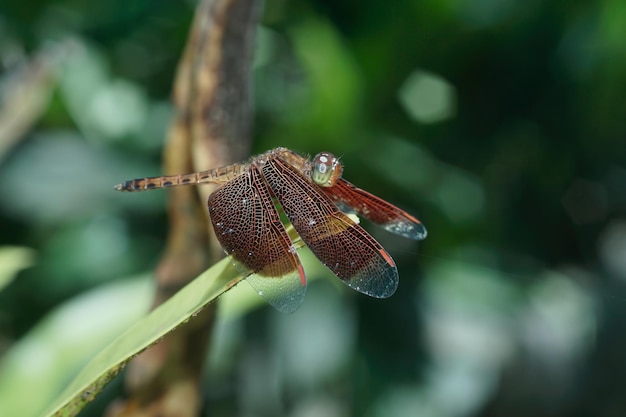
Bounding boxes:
246 272 307 314
342 267 399 299
383 221 427 240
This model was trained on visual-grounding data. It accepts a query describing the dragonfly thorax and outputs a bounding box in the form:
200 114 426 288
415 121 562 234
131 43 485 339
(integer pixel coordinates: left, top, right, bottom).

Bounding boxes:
311 152 343 187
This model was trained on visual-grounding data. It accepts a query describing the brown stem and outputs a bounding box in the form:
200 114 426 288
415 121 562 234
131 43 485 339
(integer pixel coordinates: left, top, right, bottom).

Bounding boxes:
105 1 259 416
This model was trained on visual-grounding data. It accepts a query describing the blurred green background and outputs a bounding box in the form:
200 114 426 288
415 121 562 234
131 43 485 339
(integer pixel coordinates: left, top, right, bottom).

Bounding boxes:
1 0 625 416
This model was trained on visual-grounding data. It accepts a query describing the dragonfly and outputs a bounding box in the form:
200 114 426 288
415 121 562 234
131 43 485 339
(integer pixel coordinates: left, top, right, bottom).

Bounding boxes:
115 147 426 313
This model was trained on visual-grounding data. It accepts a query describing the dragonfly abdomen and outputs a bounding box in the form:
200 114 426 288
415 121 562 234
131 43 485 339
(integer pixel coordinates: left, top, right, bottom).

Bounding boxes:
114 164 248 192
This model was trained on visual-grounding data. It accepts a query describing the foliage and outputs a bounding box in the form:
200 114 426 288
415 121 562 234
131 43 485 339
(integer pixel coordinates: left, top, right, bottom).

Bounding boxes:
0 1 625 416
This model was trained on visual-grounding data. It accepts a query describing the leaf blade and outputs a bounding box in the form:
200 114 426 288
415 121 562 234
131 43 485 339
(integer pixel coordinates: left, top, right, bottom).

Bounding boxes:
44 256 245 417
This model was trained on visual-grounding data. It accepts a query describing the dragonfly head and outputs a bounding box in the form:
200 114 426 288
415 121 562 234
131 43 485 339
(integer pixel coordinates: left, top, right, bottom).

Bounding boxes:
311 152 343 187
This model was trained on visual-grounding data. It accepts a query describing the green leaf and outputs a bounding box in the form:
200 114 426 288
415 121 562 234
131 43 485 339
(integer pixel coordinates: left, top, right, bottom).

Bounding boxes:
0 246 36 291
0 275 152 417
43 256 245 417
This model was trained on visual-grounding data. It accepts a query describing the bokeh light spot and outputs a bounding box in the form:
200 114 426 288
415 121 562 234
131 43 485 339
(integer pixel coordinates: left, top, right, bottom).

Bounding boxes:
398 70 456 124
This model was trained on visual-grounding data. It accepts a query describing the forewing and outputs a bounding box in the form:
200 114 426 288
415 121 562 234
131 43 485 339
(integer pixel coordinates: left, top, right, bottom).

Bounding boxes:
321 178 427 240
209 165 305 313
262 158 398 298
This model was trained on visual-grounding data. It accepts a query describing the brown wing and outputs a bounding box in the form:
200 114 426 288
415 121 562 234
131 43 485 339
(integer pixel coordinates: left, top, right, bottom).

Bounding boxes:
262 157 398 298
208 165 306 313
321 178 427 240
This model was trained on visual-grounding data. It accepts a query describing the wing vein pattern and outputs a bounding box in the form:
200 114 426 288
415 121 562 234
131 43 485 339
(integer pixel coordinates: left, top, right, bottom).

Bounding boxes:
262 157 398 298
208 165 305 313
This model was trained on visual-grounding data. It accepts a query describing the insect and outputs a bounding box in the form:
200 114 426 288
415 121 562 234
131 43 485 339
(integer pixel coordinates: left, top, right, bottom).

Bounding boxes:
115 147 426 312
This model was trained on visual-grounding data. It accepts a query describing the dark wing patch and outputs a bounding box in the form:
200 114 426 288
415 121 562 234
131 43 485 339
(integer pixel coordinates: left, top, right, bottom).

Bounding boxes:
262 158 398 298
209 165 305 313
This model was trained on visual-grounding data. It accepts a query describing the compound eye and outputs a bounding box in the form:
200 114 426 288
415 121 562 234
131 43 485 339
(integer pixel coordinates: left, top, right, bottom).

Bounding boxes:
311 152 343 187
